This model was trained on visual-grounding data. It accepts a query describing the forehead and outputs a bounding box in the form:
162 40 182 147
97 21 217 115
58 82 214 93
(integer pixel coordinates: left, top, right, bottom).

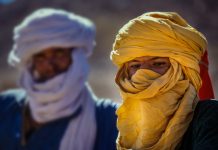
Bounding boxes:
33 47 72 57
129 56 169 62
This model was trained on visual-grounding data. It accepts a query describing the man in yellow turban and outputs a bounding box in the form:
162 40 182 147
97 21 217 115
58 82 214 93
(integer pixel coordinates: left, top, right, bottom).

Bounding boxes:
111 12 218 150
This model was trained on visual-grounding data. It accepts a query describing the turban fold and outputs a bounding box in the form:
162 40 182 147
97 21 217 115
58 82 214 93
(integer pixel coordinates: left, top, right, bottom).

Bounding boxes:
199 51 214 99
8 8 96 67
111 12 207 91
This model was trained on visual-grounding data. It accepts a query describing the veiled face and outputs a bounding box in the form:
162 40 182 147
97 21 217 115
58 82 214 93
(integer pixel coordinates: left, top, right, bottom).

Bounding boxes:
31 47 73 83
127 56 171 78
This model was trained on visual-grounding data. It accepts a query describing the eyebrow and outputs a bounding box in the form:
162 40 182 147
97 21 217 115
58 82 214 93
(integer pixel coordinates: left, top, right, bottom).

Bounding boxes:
148 57 161 61
34 53 44 58
130 57 161 62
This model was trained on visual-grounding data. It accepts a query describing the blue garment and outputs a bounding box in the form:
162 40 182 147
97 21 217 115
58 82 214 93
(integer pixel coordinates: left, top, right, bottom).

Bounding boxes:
0 89 118 150
178 100 218 150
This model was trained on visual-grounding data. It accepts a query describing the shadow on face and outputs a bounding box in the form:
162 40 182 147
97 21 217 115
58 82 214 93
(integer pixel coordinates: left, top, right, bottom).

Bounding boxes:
31 47 73 83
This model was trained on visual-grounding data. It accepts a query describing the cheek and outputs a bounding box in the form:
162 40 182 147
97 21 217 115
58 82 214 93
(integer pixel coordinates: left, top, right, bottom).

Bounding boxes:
152 66 169 75
55 58 72 71
128 68 138 78
32 63 53 75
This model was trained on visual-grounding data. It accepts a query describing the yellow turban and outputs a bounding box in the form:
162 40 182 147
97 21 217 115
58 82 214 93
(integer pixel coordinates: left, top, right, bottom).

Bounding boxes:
111 12 207 150
111 12 207 91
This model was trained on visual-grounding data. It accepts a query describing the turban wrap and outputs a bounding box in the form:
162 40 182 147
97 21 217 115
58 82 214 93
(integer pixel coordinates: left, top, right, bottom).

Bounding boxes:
110 12 208 150
199 51 214 99
111 11 207 91
8 8 96 68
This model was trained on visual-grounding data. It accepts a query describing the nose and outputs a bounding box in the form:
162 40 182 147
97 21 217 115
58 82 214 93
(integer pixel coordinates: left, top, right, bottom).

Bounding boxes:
46 58 56 65
140 63 151 70
39 59 56 73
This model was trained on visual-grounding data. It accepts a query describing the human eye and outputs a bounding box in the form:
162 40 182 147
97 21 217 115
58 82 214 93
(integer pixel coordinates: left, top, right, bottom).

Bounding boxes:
129 63 141 69
54 50 66 58
33 54 45 63
152 62 167 67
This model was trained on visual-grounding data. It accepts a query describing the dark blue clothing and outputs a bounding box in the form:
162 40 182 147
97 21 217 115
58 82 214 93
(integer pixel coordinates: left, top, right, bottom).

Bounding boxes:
178 100 218 150
0 89 118 150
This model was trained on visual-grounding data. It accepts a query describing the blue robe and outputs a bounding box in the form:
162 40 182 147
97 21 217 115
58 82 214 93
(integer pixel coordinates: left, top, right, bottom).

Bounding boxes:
178 100 218 150
0 89 118 150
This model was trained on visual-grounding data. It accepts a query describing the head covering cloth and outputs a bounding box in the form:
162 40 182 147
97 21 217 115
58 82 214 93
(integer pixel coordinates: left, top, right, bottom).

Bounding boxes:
111 12 207 92
8 8 96 68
